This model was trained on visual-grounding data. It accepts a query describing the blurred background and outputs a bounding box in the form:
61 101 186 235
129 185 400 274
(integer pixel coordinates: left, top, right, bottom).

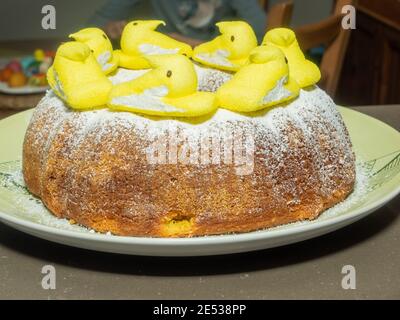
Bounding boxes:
0 0 399 113
0 0 333 40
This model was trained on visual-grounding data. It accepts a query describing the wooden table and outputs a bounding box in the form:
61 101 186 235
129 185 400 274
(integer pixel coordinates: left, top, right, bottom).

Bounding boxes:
0 105 399 299
0 108 17 120
0 92 45 111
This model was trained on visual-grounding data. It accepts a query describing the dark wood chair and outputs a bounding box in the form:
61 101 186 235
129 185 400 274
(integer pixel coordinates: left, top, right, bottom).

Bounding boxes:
266 1 294 30
259 0 294 30
294 0 356 97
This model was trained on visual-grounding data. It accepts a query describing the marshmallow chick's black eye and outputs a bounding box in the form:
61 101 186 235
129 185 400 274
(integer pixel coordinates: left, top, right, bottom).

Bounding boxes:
133 22 138 26
167 70 172 78
103 34 107 40
284 57 288 64
231 35 235 42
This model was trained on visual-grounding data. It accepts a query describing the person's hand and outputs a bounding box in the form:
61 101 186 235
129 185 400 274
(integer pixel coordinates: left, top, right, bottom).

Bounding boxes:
104 20 127 40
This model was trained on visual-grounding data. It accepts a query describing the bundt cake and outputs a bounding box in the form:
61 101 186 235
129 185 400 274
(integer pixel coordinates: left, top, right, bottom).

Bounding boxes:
22 22 356 237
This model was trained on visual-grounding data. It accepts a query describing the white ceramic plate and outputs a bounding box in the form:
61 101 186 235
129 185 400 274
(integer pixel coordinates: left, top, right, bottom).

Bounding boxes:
0 108 399 256
0 81 49 94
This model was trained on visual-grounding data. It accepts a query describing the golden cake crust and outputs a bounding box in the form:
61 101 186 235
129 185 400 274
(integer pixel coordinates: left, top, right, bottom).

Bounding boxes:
22 87 355 237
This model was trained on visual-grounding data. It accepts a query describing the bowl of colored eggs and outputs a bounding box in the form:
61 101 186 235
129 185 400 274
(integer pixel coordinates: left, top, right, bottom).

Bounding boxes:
0 49 54 94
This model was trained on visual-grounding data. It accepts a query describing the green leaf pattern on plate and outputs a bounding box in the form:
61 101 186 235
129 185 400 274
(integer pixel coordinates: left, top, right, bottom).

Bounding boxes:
360 150 400 190
0 160 29 195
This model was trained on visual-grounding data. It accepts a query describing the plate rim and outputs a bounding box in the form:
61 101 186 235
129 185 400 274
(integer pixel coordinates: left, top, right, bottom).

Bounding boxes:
0 186 399 247
0 81 49 95
0 107 399 252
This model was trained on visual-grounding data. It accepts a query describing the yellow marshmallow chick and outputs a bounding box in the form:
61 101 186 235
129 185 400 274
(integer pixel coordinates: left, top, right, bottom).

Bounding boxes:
262 28 321 88
216 46 300 112
46 65 60 96
69 28 119 75
193 21 257 72
114 20 193 70
108 54 217 117
47 42 112 110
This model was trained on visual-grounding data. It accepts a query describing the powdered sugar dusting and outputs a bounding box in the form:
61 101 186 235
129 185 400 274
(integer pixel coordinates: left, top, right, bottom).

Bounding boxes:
194 63 233 92
22 67 357 236
29 85 355 199
108 64 233 92
108 68 149 85
261 76 292 104
195 49 234 67
266 162 369 232
139 44 179 55
1 160 368 235
31 85 354 168
111 86 185 113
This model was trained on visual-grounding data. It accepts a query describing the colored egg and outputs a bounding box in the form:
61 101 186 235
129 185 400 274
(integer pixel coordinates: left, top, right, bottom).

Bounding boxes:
39 57 53 74
34 49 45 62
8 72 27 87
28 73 47 86
6 60 22 73
20 56 36 72
45 50 56 58
0 68 13 82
